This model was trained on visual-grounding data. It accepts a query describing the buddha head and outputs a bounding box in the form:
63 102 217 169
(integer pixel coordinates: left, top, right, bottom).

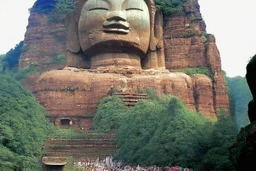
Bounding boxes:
66 0 165 70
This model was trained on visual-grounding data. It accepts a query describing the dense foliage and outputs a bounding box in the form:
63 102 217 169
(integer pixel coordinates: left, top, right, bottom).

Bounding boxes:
2 41 23 71
93 96 128 132
31 0 58 13
200 110 237 171
155 0 185 15
93 94 237 170
226 76 251 128
178 67 213 79
49 0 74 23
0 74 53 170
32 0 73 22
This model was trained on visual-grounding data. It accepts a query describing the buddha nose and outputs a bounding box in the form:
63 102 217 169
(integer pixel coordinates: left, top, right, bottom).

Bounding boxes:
106 11 127 22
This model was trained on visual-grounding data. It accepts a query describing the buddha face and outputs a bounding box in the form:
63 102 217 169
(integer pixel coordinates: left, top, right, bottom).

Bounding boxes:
78 0 151 57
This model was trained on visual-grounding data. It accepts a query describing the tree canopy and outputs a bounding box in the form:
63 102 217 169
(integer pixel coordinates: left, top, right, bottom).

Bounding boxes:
2 41 23 71
0 74 53 170
93 93 237 170
226 76 251 128
155 0 185 15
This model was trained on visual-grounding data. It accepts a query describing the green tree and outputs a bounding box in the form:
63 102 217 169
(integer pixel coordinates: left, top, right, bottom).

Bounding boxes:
226 76 251 128
93 96 128 132
199 110 237 171
0 74 53 170
2 41 23 71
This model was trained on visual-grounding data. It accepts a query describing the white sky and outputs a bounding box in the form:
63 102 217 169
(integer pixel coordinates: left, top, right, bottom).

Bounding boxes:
0 0 255 77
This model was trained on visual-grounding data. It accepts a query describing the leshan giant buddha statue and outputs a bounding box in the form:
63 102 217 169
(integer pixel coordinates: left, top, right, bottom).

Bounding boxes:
66 0 165 70
34 0 229 128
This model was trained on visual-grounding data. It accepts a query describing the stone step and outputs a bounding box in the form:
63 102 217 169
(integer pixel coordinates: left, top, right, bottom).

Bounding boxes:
45 152 114 160
46 144 118 150
44 131 118 161
50 134 116 140
46 149 116 158
45 139 116 145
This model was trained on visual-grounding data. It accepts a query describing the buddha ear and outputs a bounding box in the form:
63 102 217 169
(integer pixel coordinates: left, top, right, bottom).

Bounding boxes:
65 11 90 69
149 10 164 51
65 12 80 53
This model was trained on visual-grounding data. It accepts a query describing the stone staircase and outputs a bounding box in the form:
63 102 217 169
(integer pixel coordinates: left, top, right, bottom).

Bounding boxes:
43 131 118 162
113 92 149 107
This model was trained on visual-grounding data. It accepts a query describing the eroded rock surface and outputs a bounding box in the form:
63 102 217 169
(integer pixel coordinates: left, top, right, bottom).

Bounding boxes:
21 0 229 128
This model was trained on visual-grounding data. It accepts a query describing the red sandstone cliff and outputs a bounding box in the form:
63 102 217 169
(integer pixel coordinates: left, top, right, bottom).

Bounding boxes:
20 0 229 127
19 12 66 72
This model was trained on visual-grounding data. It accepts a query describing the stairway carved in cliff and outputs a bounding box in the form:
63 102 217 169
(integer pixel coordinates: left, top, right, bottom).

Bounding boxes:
43 131 118 161
113 92 149 107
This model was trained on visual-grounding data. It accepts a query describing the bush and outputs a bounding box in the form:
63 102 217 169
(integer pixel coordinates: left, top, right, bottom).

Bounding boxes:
49 0 74 23
179 67 213 78
155 0 185 15
93 96 128 132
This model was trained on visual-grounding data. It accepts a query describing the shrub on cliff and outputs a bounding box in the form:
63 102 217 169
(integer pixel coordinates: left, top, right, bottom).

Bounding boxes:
31 0 73 22
155 0 184 15
49 0 74 23
0 74 53 170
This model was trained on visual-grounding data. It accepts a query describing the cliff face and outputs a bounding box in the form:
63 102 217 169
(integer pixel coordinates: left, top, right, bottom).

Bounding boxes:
19 12 66 72
163 0 229 114
20 0 229 127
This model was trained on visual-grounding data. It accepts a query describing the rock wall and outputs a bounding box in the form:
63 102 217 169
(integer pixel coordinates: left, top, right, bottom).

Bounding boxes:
33 69 217 120
20 0 230 127
19 12 66 72
163 0 229 114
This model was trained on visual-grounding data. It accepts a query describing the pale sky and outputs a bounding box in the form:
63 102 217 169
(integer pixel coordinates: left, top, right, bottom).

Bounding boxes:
0 0 255 77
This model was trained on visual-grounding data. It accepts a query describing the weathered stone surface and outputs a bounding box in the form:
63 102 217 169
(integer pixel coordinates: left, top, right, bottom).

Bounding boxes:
21 0 230 128
64 0 165 70
19 12 66 72
33 69 218 127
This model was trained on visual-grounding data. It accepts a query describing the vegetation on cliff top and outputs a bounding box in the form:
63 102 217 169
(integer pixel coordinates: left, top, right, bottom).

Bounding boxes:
93 93 237 170
31 0 73 22
155 0 185 15
0 74 53 170
31 0 185 17
31 0 58 13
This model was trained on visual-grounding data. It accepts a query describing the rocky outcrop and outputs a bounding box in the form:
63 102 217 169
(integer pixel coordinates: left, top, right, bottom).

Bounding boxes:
32 68 217 128
20 0 229 128
19 12 66 72
164 0 229 114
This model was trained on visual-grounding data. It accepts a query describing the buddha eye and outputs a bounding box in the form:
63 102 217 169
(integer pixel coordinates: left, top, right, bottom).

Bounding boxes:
89 7 109 11
126 8 143 11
